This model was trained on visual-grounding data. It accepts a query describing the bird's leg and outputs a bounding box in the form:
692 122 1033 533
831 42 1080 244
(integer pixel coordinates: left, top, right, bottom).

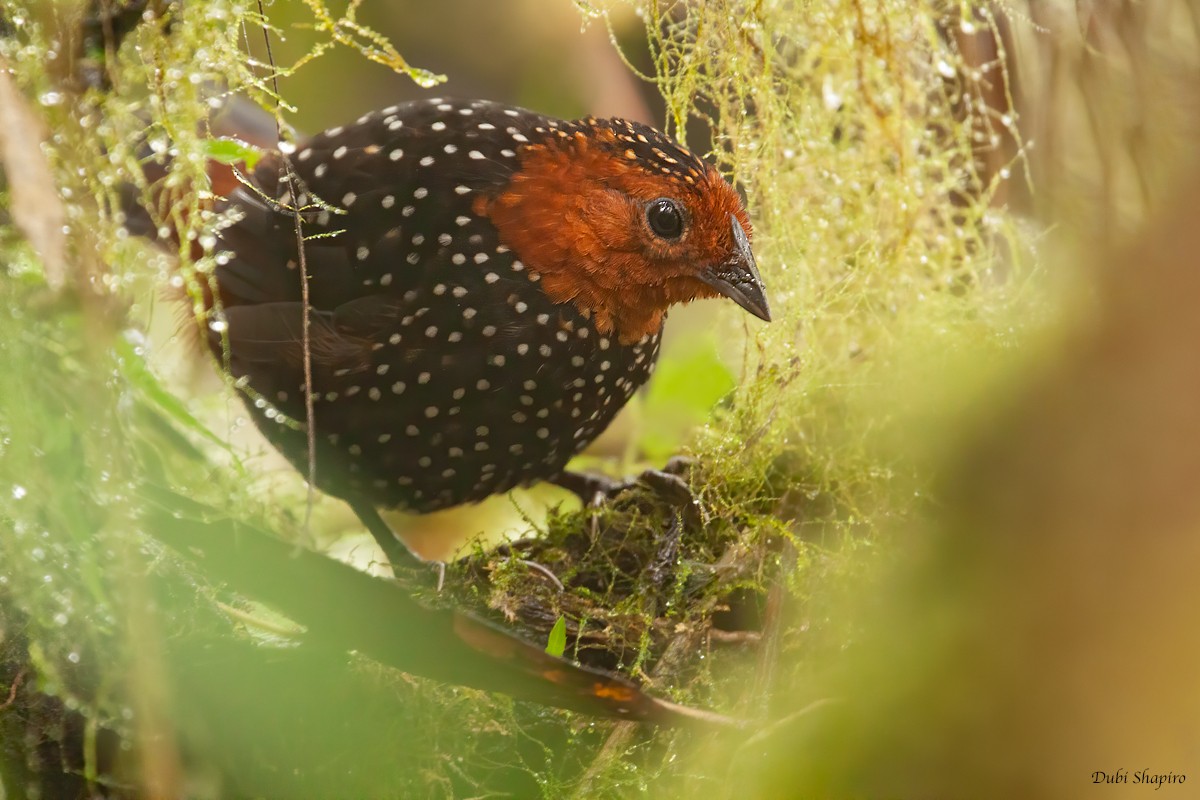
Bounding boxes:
551 456 700 510
549 471 635 508
348 500 428 573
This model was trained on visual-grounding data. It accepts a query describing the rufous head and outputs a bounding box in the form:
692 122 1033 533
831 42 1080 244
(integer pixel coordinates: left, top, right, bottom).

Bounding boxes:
478 116 770 343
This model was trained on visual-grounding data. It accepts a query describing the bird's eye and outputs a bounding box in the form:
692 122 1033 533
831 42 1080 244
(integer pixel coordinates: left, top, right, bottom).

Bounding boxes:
646 198 684 240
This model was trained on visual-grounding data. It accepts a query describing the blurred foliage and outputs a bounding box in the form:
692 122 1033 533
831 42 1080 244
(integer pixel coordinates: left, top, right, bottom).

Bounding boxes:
2 0 1200 798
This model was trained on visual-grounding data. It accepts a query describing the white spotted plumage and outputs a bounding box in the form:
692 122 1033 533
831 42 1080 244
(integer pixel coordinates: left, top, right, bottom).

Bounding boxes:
214 98 669 513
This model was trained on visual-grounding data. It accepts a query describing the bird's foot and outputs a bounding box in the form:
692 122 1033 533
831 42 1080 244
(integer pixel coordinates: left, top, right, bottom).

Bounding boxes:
551 456 703 521
349 500 444 587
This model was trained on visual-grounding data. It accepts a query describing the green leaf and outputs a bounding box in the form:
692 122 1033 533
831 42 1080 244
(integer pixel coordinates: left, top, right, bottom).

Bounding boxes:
204 137 263 170
545 616 567 658
639 336 736 461
113 335 231 453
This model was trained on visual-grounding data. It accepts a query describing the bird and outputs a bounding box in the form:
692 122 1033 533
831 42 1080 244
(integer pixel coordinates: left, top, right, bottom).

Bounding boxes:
182 96 770 563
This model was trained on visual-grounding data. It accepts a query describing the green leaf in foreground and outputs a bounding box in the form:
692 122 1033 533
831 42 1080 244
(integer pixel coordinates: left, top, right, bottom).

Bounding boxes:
545 616 567 657
204 137 263 170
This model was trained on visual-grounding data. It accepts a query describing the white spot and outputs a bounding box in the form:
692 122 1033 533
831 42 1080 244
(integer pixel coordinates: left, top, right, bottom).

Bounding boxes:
388 120 404 131
539 344 552 357
454 185 471 195
492 354 506 366
484 272 499 283
349 444 362 455
420 156 435 167
469 150 485 160
448 331 463 343
474 253 489 264
536 314 549 325
392 381 406 394
600 360 611 371
476 380 490 391
516 343 529 355
403 206 416 217
501 149 515 158
425 406 439 418
412 234 425 245
536 428 550 439
504 109 519 117
343 191 357 206
444 144 458 154
452 388 466 400
407 253 420 265
376 364 389 376
382 195 395 208
389 148 404 160
512 412 527 423
437 103 453 112
356 245 370 261
414 187 428 199
439 233 453 246
327 126 344 137
433 283 447 295
418 456 432 467
475 442 489 452
298 148 312 161
571 356 584 367
482 325 497 337
368 387 381 401
458 108 474 116
378 433 392 444
456 216 471 226
452 253 466 265
333 146 348 159
345 385 361 397
406 425 419 436
520 395 534 406
418 372 431 384
511 260 525 271
512 133 528 143
478 122 495 130
514 301 528 313
452 286 468 298
314 163 328 178
389 333 402 345
556 331 569 342
425 326 438 337
380 273 393 286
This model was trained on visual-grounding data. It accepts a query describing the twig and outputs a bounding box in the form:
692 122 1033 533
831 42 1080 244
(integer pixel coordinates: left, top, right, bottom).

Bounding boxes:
0 668 25 710
254 1 318 533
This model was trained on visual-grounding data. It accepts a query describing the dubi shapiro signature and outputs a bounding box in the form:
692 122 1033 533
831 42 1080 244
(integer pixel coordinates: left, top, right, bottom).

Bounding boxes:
1092 770 1186 789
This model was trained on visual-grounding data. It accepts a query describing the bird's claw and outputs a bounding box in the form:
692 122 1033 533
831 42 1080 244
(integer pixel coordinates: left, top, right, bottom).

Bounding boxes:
553 456 703 521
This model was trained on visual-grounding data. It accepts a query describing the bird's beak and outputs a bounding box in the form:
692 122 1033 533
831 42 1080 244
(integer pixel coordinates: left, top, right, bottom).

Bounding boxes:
698 215 771 322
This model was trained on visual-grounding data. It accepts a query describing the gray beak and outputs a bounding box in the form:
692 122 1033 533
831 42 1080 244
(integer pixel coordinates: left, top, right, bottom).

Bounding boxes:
698 215 771 322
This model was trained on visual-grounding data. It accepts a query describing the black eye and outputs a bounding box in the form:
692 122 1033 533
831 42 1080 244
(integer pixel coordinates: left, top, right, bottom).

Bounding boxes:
646 198 684 240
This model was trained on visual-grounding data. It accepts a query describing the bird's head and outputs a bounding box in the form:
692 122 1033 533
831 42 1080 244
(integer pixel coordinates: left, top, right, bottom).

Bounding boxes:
477 117 770 343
